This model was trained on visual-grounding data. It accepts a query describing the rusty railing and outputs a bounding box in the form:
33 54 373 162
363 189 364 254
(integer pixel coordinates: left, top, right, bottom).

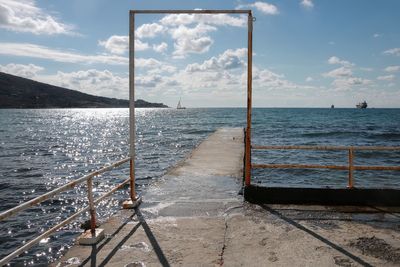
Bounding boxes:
251 145 400 188
0 157 132 266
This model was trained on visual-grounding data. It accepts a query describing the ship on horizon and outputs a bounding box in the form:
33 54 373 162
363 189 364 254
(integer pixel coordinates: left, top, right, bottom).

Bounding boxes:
356 101 367 109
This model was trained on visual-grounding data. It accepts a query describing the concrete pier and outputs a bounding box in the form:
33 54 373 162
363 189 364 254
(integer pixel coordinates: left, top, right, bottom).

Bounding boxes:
55 128 400 267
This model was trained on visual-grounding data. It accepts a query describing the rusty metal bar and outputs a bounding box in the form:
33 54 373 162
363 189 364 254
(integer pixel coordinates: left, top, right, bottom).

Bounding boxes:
132 10 251 14
252 164 400 171
252 145 400 151
354 166 400 171
0 204 90 266
129 159 136 200
0 157 130 222
129 11 137 201
348 148 354 188
252 163 349 170
87 177 96 235
0 177 130 266
244 12 253 186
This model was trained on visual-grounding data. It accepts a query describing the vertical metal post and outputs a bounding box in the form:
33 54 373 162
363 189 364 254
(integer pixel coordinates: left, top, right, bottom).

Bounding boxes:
129 11 137 201
348 148 354 188
245 12 253 186
87 177 96 235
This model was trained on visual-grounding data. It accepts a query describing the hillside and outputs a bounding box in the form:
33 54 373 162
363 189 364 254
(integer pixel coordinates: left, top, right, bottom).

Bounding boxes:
0 72 168 108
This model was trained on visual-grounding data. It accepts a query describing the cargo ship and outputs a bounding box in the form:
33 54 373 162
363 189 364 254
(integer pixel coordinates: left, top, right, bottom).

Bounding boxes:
356 101 367 109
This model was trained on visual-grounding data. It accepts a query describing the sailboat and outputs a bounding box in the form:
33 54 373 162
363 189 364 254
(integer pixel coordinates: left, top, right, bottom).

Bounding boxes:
177 98 186 109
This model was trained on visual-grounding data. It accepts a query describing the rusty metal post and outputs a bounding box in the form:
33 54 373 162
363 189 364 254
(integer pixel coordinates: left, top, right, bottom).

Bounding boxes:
348 148 354 188
123 11 141 209
129 11 137 201
244 12 253 186
87 177 96 236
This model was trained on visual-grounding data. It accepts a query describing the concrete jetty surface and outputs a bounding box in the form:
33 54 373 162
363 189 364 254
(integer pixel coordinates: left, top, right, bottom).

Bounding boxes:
55 128 400 267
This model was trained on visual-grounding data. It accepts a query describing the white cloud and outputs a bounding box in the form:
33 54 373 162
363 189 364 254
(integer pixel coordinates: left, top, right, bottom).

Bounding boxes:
160 13 246 27
44 69 129 98
135 58 162 68
377 75 395 81
135 74 163 88
0 0 74 35
40 68 168 99
98 35 128 55
251 67 314 91
135 39 150 51
323 66 352 78
237 2 279 15
327 56 354 67
300 0 314 9
153 42 168 53
332 77 371 89
305 76 313 82
373 33 381 38
135 57 176 73
0 42 128 65
136 23 164 39
384 66 400 72
0 63 43 78
383 48 400 56
98 35 150 54
169 24 216 58
323 60 372 89
186 48 247 72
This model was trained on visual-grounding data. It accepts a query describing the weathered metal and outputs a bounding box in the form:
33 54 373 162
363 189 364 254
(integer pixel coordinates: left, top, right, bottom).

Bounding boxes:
354 166 400 171
252 164 400 171
0 204 91 266
87 177 96 235
132 10 251 14
252 145 400 151
0 157 130 222
245 12 253 186
0 176 131 265
252 163 349 170
348 148 354 188
251 145 400 188
129 11 136 201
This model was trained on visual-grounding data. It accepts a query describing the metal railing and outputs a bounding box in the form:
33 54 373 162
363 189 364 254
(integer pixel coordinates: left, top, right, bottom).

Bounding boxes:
0 157 132 266
251 145 400 188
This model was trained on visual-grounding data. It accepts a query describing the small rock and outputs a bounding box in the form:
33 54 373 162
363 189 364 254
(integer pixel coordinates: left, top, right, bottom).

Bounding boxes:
259 237 268 246
333 256 352 267
268 252 278 262
124 262 146 267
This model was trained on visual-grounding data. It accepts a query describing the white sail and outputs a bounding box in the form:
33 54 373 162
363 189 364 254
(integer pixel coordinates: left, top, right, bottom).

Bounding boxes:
177 98 186 109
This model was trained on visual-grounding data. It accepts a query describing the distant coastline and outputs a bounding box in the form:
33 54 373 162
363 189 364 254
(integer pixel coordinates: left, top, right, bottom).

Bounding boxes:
0 72 168 109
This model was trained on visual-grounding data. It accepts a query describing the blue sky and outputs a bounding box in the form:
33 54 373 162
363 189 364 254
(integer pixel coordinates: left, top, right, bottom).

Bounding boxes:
0 0 399 107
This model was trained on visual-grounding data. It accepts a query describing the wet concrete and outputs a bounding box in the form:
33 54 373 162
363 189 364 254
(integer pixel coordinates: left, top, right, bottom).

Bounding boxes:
55 128 400 267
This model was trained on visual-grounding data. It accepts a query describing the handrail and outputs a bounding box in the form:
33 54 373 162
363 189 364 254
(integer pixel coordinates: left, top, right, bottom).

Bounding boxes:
252 145 400 151
0 158 131 266
0 157 130 221
252 164 400 171
251 145 400 188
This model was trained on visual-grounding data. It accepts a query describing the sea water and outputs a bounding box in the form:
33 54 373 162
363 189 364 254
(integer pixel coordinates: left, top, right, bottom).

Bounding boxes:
0 108 399 265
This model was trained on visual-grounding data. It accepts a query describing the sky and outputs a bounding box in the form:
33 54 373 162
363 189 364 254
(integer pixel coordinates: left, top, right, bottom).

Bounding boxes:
0 0 399 108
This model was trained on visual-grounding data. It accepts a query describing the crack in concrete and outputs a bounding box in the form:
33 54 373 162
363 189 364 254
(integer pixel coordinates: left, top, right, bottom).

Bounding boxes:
217 216 229 266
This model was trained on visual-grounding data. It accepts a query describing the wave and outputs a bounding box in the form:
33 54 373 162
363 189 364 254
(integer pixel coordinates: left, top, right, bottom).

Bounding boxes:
302 131 363 138
368 133 400 139
182 129 213 135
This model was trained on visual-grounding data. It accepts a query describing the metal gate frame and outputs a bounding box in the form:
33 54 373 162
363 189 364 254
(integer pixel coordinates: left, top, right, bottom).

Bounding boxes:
129 9 254 195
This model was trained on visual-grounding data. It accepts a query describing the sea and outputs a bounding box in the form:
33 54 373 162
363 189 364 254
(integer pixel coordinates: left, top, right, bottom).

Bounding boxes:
0 108 399 265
